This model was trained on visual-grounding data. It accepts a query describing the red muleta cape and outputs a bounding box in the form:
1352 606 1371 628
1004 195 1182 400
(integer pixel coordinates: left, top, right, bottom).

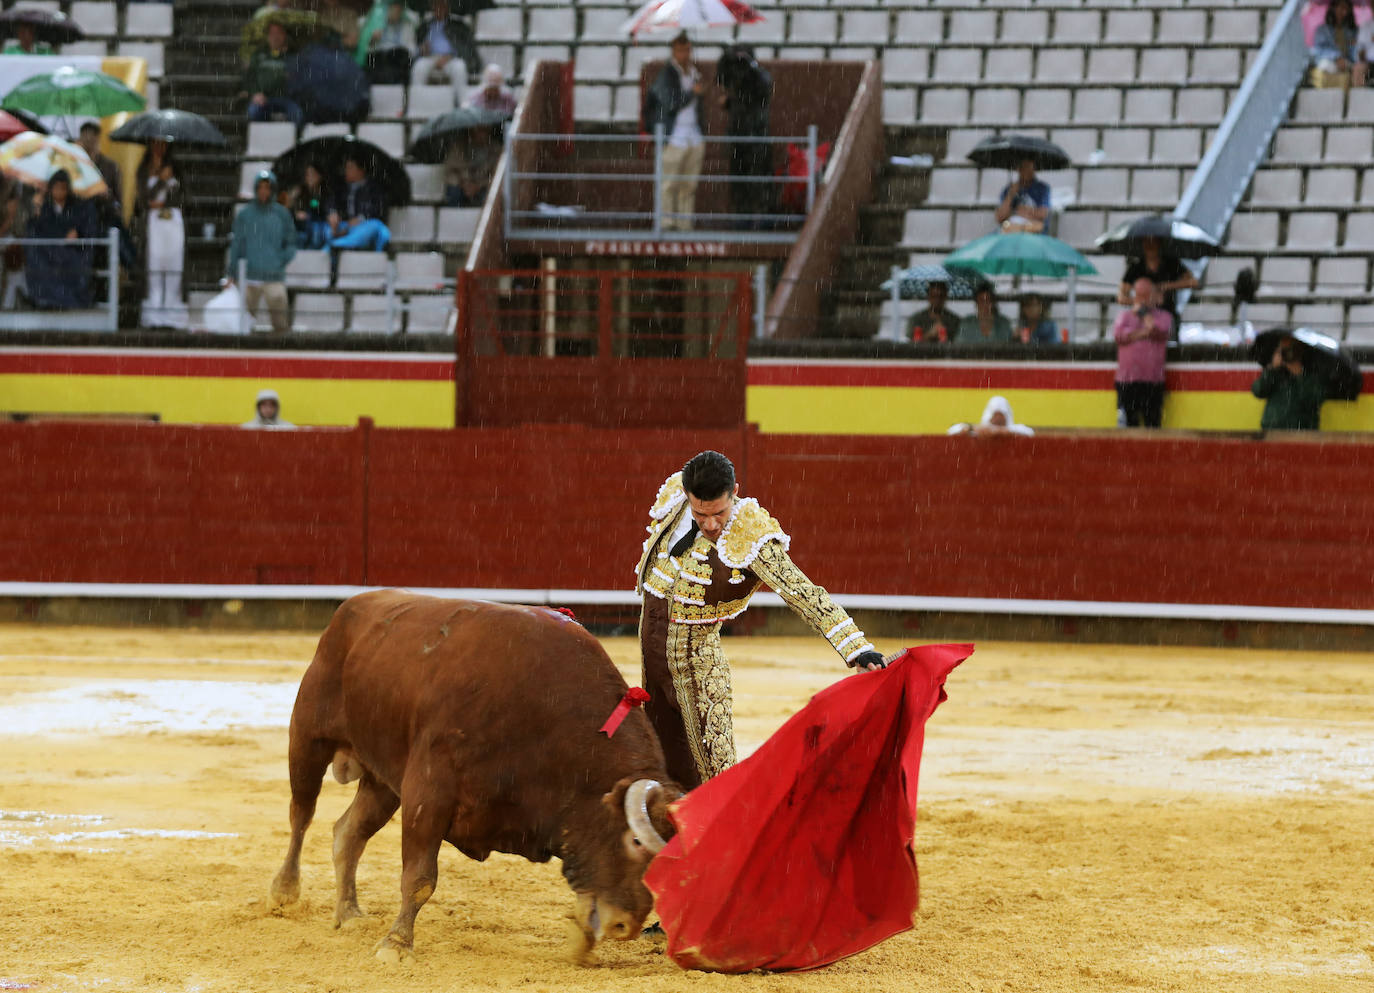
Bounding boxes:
644 643 971 973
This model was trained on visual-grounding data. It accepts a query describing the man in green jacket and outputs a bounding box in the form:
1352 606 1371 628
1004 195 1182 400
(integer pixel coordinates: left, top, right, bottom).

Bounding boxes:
227 171 297 335
1251 337 1328 431
243 21 302 128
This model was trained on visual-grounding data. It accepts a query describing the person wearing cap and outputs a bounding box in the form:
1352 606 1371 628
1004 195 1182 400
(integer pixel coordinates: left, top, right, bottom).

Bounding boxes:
644 31 706 231
464 64 518 116
227 171 297 335
242 388 296 429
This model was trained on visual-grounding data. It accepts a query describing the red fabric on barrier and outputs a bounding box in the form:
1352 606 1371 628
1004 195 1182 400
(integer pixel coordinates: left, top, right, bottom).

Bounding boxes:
644 643 971 973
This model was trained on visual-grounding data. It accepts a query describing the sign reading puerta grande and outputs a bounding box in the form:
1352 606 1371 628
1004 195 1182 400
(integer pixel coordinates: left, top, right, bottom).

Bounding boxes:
584 240 731 257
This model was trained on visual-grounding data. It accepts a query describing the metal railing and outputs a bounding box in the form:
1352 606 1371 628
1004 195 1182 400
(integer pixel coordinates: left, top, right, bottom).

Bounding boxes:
0 229 120 332
1175 0 1308 312
502 125 820 243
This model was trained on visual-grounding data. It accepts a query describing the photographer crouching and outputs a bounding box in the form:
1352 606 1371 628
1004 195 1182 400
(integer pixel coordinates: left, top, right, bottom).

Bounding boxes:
1251 336 1328 432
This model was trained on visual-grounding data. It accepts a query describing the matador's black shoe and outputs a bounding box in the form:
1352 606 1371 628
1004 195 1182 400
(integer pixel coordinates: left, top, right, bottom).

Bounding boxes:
642 921 666 941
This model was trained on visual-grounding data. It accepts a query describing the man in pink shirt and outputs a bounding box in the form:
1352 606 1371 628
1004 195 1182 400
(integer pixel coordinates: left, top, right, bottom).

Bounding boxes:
1113 275 1172 428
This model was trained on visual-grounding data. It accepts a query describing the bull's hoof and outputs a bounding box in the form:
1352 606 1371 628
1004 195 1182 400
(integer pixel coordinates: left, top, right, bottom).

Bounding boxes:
334 903 364 929
268 873 300 910
374 935 414 966
563 918 595 965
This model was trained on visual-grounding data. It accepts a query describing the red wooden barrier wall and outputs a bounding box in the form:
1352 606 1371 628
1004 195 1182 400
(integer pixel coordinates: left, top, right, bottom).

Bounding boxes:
3 421 1372 609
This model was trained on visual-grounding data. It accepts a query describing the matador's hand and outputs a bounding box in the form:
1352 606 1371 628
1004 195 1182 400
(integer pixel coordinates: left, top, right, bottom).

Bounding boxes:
850 650 886 671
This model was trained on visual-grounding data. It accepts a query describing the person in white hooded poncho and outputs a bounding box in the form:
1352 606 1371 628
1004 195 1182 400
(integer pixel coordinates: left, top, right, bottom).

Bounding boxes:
947 395 1035 437
242 388 296 429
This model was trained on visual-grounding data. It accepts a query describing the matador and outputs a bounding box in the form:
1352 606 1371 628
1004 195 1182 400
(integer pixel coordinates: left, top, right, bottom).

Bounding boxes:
636 450 885 790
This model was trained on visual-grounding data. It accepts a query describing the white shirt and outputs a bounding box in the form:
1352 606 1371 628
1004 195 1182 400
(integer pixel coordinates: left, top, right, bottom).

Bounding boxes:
667 506 695 554
668 61 701 149
1358 20 1374 61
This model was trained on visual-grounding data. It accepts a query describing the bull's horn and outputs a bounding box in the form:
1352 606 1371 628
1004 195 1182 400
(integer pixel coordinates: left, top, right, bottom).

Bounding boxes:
624 779 668 855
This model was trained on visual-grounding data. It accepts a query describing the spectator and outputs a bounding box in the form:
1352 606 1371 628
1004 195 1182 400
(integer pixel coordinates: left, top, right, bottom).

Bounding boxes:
907 280 963 344
1251 338 1328 431
328 155 391 252
994 158 1049 234
25 170 99 310
412 0 480 103
227 170 297 335
286 163 333 248
137 149 187 329
254 0 294 19
242 388 296 429
644 32 705 232
2 23 55 56
243 20 303 129
79 120 135 278
1113 275 1172 428
78 122 123 202
947 395 1035 437
443 124 499 207
956 284 1014 343
715 44 773 229
465 64 518 116
1311 0 1360 85
1016 292 1059 344
314 0 359 50
1116 236 1197 333
1355 15 1374 85
0 175 32 308
364 1 416 86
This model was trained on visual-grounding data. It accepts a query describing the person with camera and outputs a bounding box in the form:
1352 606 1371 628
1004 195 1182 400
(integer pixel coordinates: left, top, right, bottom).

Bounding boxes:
1251 337 1328 431
1113 275 1173 428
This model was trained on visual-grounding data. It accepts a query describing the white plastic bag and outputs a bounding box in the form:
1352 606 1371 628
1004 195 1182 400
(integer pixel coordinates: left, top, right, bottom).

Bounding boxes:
203 283 244 335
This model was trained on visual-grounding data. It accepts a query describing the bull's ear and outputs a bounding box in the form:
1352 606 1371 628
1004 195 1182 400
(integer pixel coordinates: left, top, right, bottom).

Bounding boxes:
647 781 684 841
602 775 637 814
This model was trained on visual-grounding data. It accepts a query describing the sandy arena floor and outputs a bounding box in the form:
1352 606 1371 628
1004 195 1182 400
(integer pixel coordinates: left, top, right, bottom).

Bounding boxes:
1 625 1372 993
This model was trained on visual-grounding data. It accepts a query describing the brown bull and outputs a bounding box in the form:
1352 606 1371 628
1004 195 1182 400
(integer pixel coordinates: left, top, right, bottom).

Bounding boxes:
269 591 682 962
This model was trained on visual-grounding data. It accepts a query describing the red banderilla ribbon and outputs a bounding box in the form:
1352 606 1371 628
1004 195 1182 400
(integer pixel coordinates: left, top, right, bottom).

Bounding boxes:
599 687 651 738
554 607 577 621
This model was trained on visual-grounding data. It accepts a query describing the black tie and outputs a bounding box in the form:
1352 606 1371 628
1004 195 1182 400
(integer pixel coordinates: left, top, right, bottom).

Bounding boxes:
669 522 699 558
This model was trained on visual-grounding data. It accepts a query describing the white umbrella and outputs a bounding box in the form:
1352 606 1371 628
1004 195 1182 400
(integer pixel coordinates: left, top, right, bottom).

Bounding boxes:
621 0 764 37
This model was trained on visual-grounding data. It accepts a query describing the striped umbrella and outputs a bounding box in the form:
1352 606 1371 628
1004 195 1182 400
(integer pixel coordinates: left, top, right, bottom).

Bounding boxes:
621 0 763 37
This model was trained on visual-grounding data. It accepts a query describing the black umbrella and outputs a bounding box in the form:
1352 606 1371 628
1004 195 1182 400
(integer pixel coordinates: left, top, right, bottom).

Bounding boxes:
286 44 370 125
1251 328 1363 402
408 106 509 164
110 109 227 148
0 8 84 46
273 135 411 208
1095 214 1221 260
966 134 1071 171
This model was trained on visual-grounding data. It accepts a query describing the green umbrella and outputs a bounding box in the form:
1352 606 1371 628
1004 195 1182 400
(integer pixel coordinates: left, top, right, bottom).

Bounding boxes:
1 66 145 119
945 232 1098 340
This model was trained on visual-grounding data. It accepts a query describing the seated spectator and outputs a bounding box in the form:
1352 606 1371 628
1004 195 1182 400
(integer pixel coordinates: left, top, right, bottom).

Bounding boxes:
243 21 303 129
25 171 99 310
2 23 55 56
137 150 188 330
947 396 1035 437
1113 276 1172 428
1251 338 1328 431
314 0 359 50
286 163 333 249
994 158 1049 234
955 284 1014 343
0 175 31 309
242 388 296 430
364 1 416 86
443 124 499 207
328 155 391 252
906 279 962 344
1016 292 1058 344
1311 0 1360 86
412 0 480 103
1356 16 1374 85
1116 236 1197 333
227 170 297 335
465 64 518 116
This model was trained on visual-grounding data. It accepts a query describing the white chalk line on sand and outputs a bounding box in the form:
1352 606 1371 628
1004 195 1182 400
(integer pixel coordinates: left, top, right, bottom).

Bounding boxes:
0 810 236 851
0 679 298 736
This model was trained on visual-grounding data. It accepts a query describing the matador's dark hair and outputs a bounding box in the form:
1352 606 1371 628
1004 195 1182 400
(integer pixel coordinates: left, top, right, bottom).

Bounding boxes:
681 451 736 501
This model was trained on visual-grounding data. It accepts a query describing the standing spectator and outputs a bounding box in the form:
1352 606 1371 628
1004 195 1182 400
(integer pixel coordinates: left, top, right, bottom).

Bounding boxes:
1113 275 1173 428
2 23 54 56
243 21 303 129
286 163 333 249
314 0 359 50
363 1 416 86
644 32 705 232
242 388 296 429
1017 292 1059 344
956 284 1014 343
137 150 187 329
443 124 499 207
994 158 1050 233
411 0 480 104
25 171 99 310
1251 338 1328 431
1116 236 1197 333
328 156 390 252
79 120 135 277
465 64 518 116
78 122 123 203
907 279 963 344
227 170 297 335
1311 0 1360 85
0 175 31 308
947 395 1035 437
1354 13 1374 84
715 44 773 228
